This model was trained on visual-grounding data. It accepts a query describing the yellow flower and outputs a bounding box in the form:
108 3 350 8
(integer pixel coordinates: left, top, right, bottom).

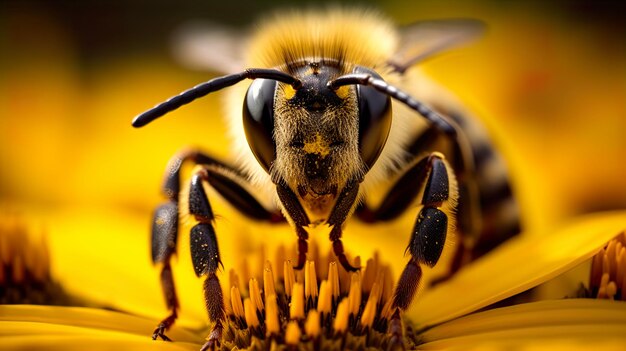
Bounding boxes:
2 210 626 350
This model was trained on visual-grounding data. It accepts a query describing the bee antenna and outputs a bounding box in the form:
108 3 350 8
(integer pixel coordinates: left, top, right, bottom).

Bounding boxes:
328 73 456 136
132 68 301 128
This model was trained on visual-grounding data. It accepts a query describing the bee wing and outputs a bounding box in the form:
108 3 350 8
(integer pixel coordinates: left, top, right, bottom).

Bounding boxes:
171 21 249 74
389 19 485 73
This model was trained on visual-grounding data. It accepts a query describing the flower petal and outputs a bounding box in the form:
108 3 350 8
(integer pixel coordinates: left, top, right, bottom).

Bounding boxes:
410 212 626 327
421 326 626 350
0 335 198 351
43 207 209 328
420 299 626 347
0 305 203 343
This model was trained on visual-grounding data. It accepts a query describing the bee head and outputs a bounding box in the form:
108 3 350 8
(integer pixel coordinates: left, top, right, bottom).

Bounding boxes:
243 62 392 191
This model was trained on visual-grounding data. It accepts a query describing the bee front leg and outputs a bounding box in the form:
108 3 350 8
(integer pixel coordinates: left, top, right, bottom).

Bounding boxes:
327 179 360 272
276 179 361 273
276 183 311 270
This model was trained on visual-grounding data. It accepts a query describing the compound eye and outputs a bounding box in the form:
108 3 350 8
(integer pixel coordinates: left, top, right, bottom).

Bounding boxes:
243 79 277 173
354 66 392 169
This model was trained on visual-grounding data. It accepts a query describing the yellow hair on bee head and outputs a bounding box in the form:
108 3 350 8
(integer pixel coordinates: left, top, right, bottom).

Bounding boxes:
247 8 398 72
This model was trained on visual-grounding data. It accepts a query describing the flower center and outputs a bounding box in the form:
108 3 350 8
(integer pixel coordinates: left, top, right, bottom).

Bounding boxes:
0 215 70 305
221 245 415 350
588 231 626 300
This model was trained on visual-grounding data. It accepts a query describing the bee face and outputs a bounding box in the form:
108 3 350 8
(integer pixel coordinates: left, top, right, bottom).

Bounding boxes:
243 61 392 218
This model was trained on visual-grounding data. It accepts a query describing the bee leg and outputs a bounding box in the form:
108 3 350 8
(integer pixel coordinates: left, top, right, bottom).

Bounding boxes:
188 169 225 351
151 149 284 344
148 150 228 341
328 179 361 272
151 203 179 341
277 178 360 273
295 227 309 270
276 183 311 270
393 153 458 310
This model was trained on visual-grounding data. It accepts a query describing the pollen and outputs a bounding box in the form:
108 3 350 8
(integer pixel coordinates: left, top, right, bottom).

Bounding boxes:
282 84 297 100
302 133 330 157
588 231 626 300
220 243 414 350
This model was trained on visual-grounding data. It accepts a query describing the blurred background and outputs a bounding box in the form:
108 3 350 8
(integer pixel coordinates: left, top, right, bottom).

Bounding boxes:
1 0 625 321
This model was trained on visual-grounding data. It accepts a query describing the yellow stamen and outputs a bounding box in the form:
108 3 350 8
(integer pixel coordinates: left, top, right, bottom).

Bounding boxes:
264 261 276 299
607 282 618 299
348 272 362 315
305 261 318 301
249 278 264 312
285 321 301 345
370 272 384 305
380 296 395 320
244 298 260 328
305 309 320 338
317 280 331 315
230 285 245 320
210 245 397 349
590 232 626 300
328 261 340 301
333 299 350 334
290 282 305 319
360 282 379 329
284 260 295 297
265 294 280 336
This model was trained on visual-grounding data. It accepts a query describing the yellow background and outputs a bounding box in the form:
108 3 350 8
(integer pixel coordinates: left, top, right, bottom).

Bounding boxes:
1 0 625 326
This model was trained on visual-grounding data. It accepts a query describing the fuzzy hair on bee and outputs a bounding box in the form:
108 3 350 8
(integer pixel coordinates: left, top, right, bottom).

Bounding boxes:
134 7 521 349
226 9 401 198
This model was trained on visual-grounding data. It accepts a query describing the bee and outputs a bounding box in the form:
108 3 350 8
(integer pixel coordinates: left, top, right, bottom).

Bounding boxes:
133 8 520 350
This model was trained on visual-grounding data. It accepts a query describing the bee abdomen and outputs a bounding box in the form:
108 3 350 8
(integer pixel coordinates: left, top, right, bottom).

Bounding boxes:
449 112 522 260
